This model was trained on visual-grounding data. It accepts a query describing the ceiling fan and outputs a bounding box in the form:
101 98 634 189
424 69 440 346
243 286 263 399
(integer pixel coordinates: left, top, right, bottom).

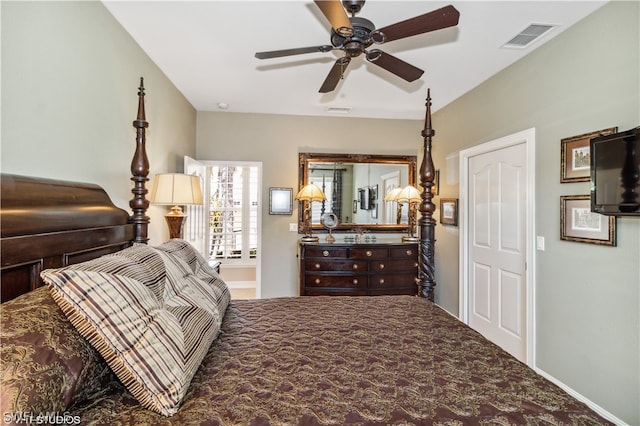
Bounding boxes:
255 0 460 93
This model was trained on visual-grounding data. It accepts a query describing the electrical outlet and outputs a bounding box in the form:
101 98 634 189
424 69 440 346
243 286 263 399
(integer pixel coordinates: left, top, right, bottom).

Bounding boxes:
289 223 298 232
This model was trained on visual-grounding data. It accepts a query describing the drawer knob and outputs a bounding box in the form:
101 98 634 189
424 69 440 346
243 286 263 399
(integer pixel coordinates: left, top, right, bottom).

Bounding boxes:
352 264 358 270
406 249 413 256
322 250 330 257
315 278 321 284
379 278 385 284
353 279 359 284
315 263 321 269
379 263 385 269
366 250 373 257
414 262 419 268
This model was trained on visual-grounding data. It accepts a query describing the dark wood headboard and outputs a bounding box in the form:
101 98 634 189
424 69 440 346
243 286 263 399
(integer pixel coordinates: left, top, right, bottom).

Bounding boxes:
0 79 150 303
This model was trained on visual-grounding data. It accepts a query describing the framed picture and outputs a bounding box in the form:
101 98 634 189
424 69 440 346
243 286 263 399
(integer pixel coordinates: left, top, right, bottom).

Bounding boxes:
440 198 458 226
560 195 616 246
560 127 617 183
269 187 292 215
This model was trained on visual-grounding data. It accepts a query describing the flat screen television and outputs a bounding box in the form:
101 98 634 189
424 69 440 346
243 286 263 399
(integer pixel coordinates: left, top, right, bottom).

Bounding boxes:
590 126 640 216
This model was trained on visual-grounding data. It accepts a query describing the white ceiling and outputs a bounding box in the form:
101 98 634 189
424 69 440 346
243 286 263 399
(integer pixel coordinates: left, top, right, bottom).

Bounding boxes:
103 1 607 120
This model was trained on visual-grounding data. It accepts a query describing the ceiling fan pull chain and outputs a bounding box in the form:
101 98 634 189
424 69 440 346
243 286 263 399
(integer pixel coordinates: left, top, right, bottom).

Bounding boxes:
338 56 350 80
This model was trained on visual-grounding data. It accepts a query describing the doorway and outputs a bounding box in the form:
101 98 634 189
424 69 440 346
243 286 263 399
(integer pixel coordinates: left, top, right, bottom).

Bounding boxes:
458 128 535 365
184 156 262 299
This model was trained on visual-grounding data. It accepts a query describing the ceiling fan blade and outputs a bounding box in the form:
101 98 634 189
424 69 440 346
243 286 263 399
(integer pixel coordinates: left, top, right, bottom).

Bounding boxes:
319 57 351 93
255 45 335 59
365 49 423 82
372 5 460 44
314 0 354 37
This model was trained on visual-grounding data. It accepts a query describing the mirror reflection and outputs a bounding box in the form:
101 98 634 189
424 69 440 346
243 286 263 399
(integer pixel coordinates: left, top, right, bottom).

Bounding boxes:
298 153 417 233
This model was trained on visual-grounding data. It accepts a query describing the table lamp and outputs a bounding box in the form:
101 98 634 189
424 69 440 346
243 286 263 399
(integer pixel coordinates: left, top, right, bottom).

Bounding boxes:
396 185 421 242
295 183 326 242
149 173 203 239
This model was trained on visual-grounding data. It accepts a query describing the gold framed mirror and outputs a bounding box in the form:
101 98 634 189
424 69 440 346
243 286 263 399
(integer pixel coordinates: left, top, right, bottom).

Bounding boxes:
298 152 417 233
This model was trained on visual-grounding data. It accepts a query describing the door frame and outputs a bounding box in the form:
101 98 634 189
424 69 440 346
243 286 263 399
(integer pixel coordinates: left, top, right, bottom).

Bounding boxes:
458 128 536 366
184 156 263 299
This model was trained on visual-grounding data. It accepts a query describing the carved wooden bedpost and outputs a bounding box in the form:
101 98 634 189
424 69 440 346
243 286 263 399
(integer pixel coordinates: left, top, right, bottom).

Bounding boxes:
417 89 437 301
130 77 150 244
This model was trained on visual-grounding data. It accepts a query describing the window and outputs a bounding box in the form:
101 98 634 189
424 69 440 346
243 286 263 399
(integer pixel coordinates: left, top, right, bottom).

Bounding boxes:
209 164 259 264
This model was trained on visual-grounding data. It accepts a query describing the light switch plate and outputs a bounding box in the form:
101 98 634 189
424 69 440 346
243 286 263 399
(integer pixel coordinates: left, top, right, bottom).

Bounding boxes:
536 236 545 251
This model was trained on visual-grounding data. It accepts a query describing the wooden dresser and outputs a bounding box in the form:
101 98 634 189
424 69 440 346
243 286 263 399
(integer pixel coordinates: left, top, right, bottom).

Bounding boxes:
299 242 419 296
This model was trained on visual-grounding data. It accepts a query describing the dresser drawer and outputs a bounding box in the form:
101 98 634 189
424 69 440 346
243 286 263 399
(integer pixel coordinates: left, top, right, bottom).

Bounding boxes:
305 274 367 289
390 247 417 258
305 288 368 296
305 260 368 272
305 247 348 258
369 273 417 288
349 248 388 259
370 258 418 272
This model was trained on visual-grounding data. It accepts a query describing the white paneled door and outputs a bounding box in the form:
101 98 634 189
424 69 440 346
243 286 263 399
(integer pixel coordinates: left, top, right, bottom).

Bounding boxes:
462 133 532 363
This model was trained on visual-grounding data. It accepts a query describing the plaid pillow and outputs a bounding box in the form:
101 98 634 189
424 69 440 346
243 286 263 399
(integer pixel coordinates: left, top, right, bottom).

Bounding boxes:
42 244 226 416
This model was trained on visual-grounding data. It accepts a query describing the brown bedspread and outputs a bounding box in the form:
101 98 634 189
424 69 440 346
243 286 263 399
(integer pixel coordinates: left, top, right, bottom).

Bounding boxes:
75 296 611 425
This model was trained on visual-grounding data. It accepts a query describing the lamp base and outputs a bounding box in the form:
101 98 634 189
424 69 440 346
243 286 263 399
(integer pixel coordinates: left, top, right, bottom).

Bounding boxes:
402 235 419 243
165 214 186 239
300 235 319 243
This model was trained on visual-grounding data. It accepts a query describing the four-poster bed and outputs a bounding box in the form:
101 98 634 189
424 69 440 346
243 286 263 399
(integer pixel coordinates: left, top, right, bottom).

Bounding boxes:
0 80 612 424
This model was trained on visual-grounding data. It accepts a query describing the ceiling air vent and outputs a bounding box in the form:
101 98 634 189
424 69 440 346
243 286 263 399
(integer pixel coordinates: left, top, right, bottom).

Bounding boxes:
502 24 556 49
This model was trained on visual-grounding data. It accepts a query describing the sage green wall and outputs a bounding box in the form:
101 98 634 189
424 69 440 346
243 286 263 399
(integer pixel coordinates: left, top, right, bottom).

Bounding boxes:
196 112 422 298
432 2 639 424
1 1 197 245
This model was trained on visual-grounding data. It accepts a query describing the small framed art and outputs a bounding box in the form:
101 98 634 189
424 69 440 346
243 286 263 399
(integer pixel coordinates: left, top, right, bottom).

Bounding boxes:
560 195 616 246
560 127 617 183
440 198 458 226
269 187 292 215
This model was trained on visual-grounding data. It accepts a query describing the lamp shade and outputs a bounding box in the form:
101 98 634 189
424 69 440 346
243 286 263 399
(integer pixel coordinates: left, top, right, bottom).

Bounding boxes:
384 187 402 202
295 184 326 202
149 173 203 205
396 185 421 203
